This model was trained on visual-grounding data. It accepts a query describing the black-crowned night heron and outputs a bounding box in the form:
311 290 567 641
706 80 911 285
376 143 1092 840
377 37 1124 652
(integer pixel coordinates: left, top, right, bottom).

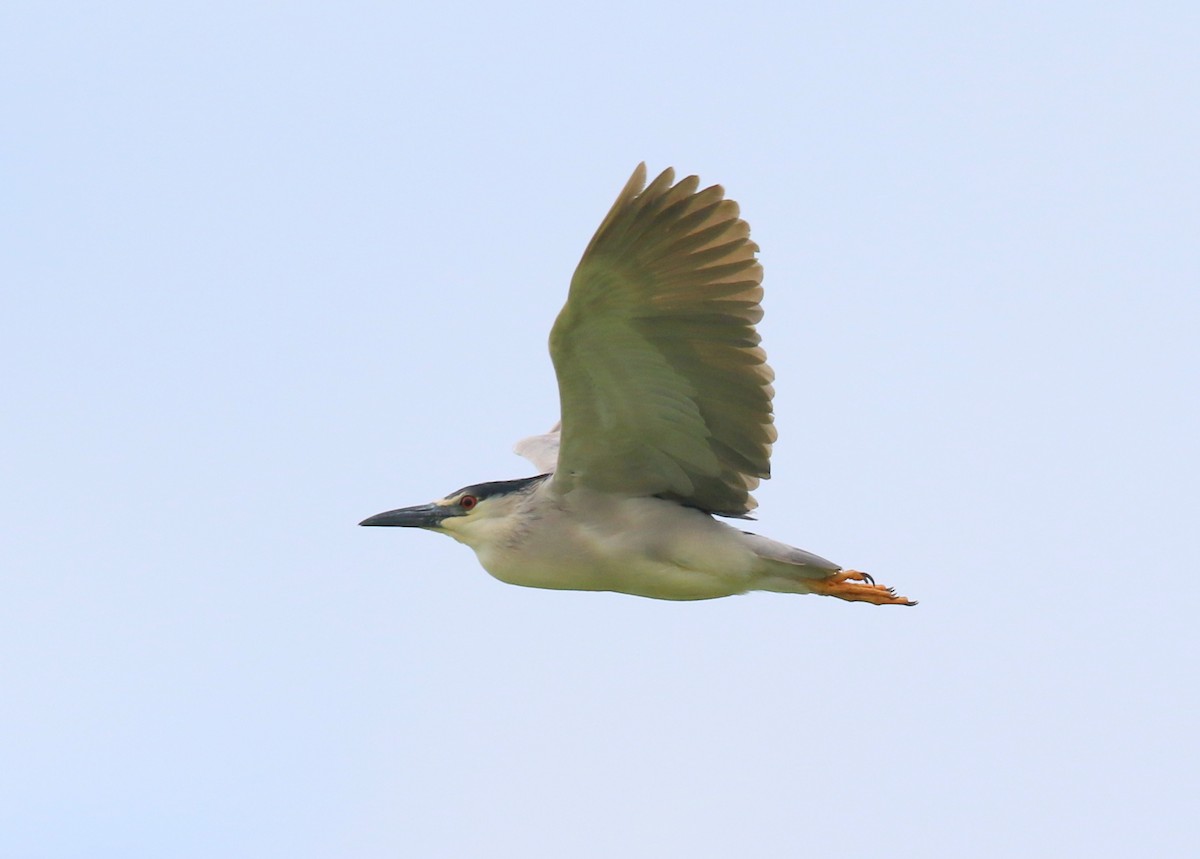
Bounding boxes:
361 164 915 606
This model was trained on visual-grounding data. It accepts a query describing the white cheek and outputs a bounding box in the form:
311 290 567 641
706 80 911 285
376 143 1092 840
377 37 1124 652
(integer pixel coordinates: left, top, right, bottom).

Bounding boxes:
439 516 471 544
442 511 514 551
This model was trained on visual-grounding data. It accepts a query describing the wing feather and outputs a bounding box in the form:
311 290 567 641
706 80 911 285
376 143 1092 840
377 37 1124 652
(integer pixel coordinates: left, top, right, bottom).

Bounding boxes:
548 164 775 516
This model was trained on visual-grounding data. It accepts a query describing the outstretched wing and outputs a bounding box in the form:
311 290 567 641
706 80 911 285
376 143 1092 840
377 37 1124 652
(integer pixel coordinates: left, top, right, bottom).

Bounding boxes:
548 164 775 516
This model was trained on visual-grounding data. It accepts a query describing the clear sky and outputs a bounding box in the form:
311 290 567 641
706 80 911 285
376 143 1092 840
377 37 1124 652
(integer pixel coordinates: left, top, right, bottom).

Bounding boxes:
4 2 1198 856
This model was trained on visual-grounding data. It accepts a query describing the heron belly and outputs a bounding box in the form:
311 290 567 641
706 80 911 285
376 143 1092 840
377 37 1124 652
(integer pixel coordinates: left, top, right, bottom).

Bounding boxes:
472 494 760 600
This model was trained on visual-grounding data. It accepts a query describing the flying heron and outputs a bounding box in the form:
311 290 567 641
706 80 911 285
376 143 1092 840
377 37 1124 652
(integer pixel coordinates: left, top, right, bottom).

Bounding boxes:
361 164 915 606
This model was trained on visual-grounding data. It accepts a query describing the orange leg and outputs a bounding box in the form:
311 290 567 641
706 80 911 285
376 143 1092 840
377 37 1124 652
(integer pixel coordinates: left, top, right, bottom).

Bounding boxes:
806 569 917 606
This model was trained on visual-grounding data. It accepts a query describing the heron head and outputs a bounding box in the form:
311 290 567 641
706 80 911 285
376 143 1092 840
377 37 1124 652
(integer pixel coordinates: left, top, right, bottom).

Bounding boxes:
359 474 549 544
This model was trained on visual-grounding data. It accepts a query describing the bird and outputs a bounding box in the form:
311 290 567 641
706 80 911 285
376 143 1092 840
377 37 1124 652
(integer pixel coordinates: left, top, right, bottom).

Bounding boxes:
361 164 915 606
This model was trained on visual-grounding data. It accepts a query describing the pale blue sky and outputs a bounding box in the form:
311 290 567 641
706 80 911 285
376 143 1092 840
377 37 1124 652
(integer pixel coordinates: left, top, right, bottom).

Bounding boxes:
3 2 1198 856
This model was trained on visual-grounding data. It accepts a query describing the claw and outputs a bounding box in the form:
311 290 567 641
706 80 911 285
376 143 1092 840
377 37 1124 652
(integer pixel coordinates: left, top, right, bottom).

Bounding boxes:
807 569 916 606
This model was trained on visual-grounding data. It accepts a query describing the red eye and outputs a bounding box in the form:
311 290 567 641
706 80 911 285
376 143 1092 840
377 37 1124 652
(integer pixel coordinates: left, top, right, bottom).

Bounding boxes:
459 495 478 510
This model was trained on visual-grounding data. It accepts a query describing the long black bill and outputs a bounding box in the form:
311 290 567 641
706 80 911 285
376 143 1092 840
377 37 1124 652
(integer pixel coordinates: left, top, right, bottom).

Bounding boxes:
359 503 450 529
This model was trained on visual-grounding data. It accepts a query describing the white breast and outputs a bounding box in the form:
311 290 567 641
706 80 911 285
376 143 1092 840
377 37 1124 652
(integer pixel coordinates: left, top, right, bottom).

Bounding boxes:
471 484 760 600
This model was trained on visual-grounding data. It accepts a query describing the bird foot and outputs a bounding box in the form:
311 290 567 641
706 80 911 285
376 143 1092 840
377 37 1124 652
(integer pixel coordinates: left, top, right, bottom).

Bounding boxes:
808 569 917 606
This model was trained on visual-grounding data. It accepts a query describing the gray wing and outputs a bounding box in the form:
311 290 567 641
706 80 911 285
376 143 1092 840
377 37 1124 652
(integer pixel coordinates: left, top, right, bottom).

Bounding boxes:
547 164 776 516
